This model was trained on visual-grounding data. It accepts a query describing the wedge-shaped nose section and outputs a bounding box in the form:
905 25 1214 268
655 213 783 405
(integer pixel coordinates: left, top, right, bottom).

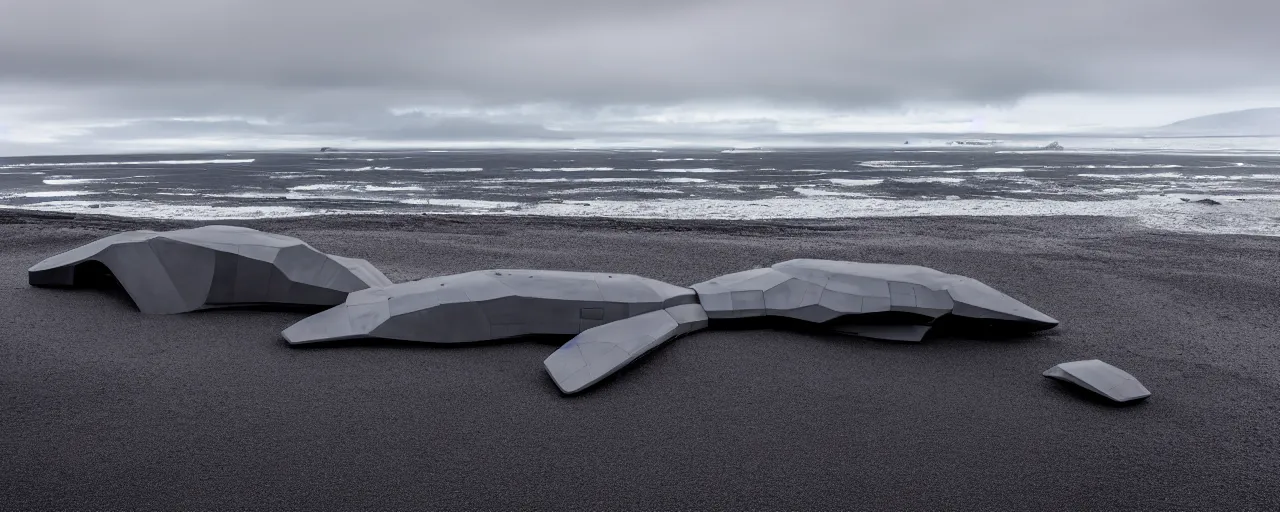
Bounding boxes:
946 278 1059 328
282 305 365 344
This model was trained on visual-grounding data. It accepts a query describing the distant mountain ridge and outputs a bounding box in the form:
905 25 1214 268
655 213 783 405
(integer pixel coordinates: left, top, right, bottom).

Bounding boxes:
1155 107 1280 136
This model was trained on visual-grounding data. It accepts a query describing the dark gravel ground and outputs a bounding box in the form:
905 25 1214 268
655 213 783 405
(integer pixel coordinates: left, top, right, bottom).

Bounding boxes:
2 211 1278 511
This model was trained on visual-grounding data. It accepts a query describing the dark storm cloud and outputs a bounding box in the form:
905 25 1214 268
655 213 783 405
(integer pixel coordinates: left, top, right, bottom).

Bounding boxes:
3 0 1279 106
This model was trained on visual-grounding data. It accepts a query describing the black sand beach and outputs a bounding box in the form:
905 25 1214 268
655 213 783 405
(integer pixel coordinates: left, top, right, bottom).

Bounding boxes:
3 211 1279 510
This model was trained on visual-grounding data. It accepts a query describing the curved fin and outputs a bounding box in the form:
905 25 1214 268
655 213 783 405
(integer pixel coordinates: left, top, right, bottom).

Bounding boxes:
545 304 708 394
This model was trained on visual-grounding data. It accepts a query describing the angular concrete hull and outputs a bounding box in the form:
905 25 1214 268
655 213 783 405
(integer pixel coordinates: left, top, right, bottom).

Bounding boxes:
285 260 1061 394
29 225 391 314
282 269 698 345
690 259 1058 341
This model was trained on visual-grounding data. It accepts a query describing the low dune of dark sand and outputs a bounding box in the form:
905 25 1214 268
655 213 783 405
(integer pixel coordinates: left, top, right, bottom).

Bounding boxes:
2 211 1279 510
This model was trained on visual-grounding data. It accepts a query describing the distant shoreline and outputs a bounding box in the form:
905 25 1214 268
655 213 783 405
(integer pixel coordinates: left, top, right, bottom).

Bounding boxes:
5 133 1280 159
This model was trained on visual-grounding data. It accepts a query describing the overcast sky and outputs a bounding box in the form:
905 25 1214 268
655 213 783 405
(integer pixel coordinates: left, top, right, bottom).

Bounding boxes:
2 0 1279 154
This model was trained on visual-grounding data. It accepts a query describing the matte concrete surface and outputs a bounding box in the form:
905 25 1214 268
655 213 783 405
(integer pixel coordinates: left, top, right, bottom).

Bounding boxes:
1044 359 1153 402
2 211 1278 510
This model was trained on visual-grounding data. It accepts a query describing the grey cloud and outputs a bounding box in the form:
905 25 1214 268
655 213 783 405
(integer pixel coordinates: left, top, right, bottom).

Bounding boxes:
43 112 572 142
3 0 1280 155
2 0 1279 106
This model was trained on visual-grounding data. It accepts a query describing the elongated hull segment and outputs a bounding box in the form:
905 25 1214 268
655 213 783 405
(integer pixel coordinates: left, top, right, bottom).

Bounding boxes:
281 269 698 345
690 259 1058 336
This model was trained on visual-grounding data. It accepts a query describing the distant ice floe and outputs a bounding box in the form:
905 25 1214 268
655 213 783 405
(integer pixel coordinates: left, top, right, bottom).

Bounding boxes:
942 168 1026 174
651 158 719 162
828 178 885 186
0 159 254 169
721 148 773 154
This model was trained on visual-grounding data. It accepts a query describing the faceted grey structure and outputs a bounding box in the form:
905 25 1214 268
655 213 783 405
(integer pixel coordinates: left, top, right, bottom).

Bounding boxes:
689 259 1057 341
1044 360 1151 402
283 259 1061 395
544 303 709 394
28 225 392 314
282 269 698 345
543 259 1059 394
